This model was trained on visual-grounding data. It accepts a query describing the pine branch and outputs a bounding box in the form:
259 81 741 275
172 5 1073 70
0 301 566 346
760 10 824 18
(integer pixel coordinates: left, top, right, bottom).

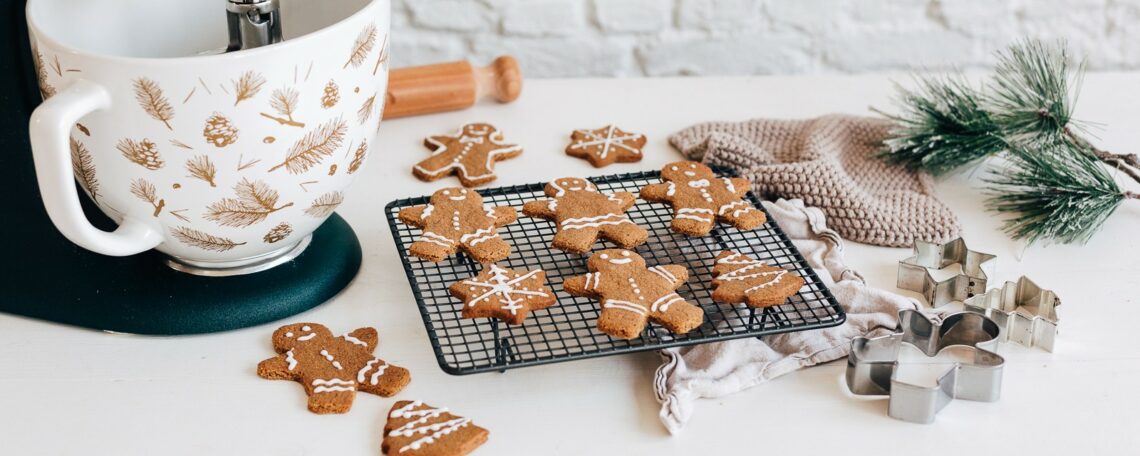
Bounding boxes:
344 24 377 69
171 227 246 252
185 155 217 187
232 71 266 106
130 178 165 217
268 117 347 174
205 178 293 227
876 76 1006 175
133 78 174 130
70 137 99 202
988 39 1080 146
986 141 1125 245
304 191 344 218
260 88 305 127
357 93 377 125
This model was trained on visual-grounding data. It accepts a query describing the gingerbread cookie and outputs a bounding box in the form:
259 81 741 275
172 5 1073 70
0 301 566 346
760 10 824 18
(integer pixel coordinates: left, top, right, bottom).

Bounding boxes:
256 323 411 414
711 250 805 307
563 249 704 339
640 161 766 236
450 264 557 325
522 177 648 253
398 187 516 263
414 123 522 187
565 125 646 167
383 400 489 456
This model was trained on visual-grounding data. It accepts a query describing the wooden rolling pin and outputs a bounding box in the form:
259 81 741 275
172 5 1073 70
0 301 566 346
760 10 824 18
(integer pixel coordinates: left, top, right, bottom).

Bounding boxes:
383 56 522 119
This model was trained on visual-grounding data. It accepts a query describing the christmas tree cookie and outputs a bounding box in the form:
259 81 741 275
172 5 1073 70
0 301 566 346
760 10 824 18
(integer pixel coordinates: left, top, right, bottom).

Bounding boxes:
383 400 489 456
711 250 804 307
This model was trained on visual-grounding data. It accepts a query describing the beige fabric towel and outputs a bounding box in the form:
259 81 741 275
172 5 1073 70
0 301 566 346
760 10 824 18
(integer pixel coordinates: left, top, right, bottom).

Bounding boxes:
654 198 918 434
669 114 960 247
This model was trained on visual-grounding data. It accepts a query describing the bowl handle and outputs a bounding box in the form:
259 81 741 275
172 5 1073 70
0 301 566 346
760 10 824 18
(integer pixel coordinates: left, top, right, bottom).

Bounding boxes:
29 79 163 256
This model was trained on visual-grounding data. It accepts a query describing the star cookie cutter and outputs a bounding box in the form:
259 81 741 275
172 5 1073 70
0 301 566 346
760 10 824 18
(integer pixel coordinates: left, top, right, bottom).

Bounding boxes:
965 276 1060 352
845 309 1004 424
898 238 996 307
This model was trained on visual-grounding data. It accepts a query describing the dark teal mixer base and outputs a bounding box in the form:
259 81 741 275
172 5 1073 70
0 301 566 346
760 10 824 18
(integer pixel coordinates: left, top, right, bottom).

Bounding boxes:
0 212 361 335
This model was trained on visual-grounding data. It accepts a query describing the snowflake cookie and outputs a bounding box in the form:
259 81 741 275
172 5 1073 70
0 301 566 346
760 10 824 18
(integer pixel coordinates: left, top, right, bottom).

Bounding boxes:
256 323 411 414
563 249 704 339
565 124 646 167
383 400 489 456
640 161 766 236
413 123 522 187
450 264 557 325
522 177 648 253
711 250 804 308
398 187 517 263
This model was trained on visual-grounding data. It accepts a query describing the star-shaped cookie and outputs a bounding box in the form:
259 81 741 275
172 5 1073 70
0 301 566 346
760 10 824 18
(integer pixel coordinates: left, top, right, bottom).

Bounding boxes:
711 250 804 307
565 125 646 167
450 264 556 325
414 123 522 187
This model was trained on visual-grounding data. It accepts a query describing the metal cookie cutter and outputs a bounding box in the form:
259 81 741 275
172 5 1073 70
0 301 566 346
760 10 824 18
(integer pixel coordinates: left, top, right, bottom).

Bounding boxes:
898 238 996 307
846 309 1004 424
965 276 1060 352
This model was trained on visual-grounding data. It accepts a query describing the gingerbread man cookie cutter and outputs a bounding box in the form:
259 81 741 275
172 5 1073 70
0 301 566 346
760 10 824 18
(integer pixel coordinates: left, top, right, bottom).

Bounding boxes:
897 238 996 307
965 276 1060 352
845 309 1004 424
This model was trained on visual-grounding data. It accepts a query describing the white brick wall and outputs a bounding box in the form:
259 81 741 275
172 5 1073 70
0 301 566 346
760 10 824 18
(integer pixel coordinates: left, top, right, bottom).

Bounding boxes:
390 0 1140 77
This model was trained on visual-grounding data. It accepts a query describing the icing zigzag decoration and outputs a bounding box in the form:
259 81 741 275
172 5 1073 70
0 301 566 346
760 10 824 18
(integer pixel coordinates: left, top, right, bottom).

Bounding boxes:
383 400 489 456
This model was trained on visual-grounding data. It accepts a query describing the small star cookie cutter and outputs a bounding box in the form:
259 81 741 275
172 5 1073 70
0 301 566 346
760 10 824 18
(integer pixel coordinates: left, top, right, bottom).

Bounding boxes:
897 238 996 307
964 276 1060 352
845 309 1004 424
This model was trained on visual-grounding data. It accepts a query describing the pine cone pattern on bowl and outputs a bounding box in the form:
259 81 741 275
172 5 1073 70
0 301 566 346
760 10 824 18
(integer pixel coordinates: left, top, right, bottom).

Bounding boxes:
321 80 340 109
117 138 164 170
263 222 293 244
203 112 239 148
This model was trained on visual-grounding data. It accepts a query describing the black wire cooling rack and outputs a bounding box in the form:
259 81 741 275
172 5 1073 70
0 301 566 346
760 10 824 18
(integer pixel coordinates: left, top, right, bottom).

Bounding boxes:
385 168 845 375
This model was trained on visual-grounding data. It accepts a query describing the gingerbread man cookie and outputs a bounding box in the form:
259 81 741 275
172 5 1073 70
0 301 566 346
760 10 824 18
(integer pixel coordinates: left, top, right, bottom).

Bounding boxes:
414 123 523 187
640 161 766 236
257 323 411 414
450 264 557 325
522 177 648 253
563 249 704 339
383 400 489 456
565 125 646 167
398 187 516 263
711 250 805 308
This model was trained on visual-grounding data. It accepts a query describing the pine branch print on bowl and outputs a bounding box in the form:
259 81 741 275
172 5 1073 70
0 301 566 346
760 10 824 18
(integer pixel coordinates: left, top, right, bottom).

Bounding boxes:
129 178 165 217
232 70 266 106
357 92 376 125
116 138 164 170
171 226 247 252
185 155 217 187
268 117 347 174
206 178 294 227
132 77 174 130
259 87 305 128
70 136 98 202
343 23 376 69
304 191 344 218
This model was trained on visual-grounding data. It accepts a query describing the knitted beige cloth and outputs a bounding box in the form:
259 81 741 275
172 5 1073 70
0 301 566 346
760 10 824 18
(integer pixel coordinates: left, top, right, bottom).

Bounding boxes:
669 114 960 247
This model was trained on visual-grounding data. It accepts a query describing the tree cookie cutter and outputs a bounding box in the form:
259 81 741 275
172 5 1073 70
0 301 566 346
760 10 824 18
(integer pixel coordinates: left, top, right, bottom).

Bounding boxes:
965 276 1060 352
845 309 1004 424
898 238 996 307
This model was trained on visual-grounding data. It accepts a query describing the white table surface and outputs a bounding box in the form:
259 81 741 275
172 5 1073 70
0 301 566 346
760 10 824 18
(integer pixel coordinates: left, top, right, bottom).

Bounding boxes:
4 74 1140 455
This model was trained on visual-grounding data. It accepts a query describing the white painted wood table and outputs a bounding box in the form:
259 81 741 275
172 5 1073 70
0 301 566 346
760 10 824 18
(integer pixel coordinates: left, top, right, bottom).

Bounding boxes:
4 75 1140 455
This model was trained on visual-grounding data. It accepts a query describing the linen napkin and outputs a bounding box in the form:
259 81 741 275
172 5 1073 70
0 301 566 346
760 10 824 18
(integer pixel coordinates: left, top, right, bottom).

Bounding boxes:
653 198 918 434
